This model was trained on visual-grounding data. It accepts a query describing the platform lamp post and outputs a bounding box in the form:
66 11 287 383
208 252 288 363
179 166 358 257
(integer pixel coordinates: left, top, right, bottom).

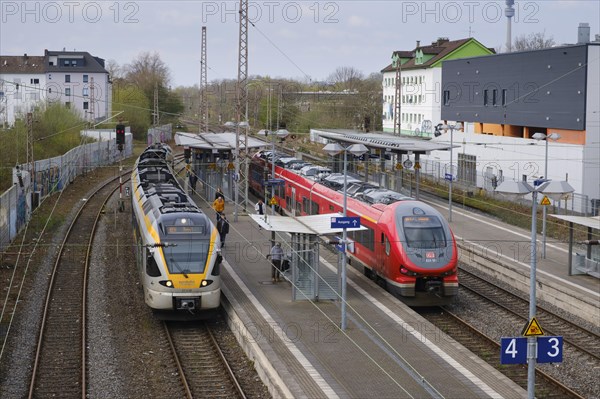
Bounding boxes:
496 179 573 399
532 132 561 258
440 122 462 222
323 142 368 331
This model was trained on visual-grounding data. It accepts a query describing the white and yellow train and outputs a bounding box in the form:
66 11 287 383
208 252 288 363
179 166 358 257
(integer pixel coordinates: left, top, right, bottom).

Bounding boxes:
131 144 221 318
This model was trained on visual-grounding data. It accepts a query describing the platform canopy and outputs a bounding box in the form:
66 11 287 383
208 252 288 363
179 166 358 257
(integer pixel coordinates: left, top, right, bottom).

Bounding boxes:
313 128 457 154
249 213 367 235
175 132 268 151
550 214 600 230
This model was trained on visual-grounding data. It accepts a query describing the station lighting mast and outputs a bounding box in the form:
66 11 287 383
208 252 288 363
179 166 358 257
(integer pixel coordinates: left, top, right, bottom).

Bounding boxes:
234 0 249 222
200 26 208 134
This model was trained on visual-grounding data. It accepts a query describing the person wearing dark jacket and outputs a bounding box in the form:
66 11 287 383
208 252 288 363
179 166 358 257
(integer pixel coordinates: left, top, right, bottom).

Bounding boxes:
217 215 229 248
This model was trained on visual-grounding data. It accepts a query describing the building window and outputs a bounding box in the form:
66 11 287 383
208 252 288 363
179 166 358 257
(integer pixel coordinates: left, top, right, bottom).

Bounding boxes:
65 75 71 83
65 102 71 108
83 87 89 97
483 90 489 106
502 89 507 106
443 90 450 106
83 101 89 110
83 75 89 83
65 88 71 96
64 60 70 66
30 78 40 84
492 89 498 106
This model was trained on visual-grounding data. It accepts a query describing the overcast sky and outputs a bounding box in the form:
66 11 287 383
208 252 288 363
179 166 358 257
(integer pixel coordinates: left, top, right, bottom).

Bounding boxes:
2 1 598 87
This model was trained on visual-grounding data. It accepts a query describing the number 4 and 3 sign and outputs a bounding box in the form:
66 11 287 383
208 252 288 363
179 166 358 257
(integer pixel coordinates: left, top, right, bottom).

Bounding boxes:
501 336 563 364
500 317 563 364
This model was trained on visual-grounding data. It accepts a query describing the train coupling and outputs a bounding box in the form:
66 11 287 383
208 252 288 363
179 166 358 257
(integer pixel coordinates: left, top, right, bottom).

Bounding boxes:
425 280 442 293
175 297 198 310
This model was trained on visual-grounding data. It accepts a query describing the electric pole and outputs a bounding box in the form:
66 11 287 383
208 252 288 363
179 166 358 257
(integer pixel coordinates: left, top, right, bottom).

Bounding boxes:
153 82 159 126
200 26 208 133
234 0 249 222
393 52 402 136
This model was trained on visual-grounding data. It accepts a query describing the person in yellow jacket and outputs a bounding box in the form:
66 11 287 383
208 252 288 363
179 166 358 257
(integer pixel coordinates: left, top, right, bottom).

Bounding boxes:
213 196 225 221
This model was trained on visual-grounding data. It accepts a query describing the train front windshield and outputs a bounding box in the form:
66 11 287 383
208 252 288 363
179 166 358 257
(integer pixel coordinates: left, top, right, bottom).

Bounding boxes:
403 216 447 249
163 239 210 274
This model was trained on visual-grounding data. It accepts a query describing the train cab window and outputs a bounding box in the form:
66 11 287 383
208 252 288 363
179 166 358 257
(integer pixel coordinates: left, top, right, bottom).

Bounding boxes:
146 250 162 277
403 216 446 248
302 197 310 213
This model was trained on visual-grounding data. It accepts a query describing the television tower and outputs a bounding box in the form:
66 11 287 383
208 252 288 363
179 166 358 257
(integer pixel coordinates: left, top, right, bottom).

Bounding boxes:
505 0 515 52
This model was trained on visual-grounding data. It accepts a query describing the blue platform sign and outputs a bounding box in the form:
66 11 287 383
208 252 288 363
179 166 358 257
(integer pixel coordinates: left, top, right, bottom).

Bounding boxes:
444 173 454 181
264 178 285 186
330 216 361 229
500 336 563 364
500 337 527 364
537 336 563 363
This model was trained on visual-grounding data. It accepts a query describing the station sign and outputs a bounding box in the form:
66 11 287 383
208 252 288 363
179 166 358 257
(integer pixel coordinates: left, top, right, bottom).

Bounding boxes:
444 173 454 181
500 336 563 364
264 178 285 186
331 216 361 229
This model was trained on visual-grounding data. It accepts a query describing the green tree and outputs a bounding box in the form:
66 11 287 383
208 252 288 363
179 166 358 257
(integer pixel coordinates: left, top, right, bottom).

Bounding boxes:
112 81 151 140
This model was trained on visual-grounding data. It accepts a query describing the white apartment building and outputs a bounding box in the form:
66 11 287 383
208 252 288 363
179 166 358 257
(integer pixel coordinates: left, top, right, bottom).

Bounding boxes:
381 38 494 136
0 55 45 126
0 50 111 126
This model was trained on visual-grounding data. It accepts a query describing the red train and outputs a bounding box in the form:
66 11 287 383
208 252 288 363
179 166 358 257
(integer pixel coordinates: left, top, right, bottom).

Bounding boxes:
250 153 458 306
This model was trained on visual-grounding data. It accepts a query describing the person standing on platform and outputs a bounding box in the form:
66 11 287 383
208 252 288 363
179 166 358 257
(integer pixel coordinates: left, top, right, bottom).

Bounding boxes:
268 242 284 282
213 196 225 222
255 199 265 215
217 215 229 248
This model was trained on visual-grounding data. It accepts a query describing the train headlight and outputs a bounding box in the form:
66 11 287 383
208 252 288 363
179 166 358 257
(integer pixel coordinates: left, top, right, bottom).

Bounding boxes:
399 267 418 277
441 268 457 277
200 279 213 287
159 280 174 287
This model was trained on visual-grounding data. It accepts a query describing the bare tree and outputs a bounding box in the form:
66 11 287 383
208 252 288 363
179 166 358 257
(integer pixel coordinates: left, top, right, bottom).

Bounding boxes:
327 66 364 92
513 31 556 51
124 51 171 96
105 59 124 81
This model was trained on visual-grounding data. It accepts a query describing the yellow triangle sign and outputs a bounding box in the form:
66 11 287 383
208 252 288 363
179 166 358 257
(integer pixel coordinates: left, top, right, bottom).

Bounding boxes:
540 196 551 206
522 317 545 336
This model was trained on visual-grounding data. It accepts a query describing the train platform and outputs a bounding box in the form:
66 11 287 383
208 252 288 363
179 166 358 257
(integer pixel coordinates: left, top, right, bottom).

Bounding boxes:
419 196 600 327
191 193 527 398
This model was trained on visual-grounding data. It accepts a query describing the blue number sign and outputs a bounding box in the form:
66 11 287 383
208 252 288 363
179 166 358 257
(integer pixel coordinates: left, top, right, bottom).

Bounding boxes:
537 336 563 363
500 337 527 364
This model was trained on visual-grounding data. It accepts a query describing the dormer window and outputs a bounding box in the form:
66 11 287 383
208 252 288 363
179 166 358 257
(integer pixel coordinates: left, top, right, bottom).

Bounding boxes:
415 49 424 65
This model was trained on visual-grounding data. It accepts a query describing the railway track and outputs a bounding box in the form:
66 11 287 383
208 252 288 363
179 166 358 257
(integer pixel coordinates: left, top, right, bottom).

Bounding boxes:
421 267 600 399
422 309 584 399
164 321 247 399
28 174 128 398
458 269 600 362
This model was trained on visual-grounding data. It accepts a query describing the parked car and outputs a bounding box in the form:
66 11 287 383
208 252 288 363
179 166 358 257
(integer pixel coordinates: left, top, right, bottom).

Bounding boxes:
345 181 378 197
300 165 331 178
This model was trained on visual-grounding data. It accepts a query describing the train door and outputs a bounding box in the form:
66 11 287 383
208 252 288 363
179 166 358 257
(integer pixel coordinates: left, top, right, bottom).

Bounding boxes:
377 232 391 275
291 187 296 217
